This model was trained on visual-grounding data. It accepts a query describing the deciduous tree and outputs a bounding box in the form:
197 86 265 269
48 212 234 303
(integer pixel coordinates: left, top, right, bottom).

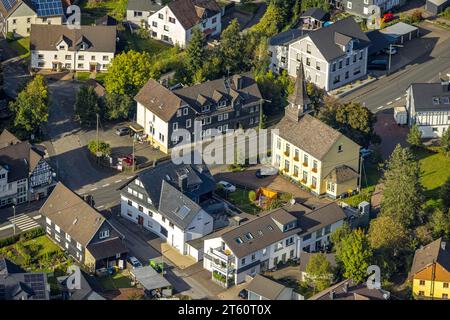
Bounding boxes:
305 253 333 291
74 85 100 126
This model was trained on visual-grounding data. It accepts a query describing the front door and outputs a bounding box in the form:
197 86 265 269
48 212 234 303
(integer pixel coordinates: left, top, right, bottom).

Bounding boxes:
138 215 144 226
90 63 96 72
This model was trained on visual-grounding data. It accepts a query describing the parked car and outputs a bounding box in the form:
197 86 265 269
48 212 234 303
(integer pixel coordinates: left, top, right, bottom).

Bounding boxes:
128 256 143 269
255 166 278 178
116 127 131 136
238 289 248 299
384 47 397 55
218 181 236 193
368 60 387 70
383 13 395 23
120 154 136 166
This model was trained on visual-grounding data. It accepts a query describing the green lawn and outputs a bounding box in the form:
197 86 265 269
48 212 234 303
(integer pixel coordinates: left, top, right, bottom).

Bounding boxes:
342 161 381 207
120 29 172 56
99 271 133 291
22 236 61 259
76 71 91 81
226 188 262 215
79 0 127 22
9 37 30 59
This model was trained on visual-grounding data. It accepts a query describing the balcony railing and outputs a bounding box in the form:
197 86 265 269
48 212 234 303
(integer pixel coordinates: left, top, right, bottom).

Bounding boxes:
210 247 234 262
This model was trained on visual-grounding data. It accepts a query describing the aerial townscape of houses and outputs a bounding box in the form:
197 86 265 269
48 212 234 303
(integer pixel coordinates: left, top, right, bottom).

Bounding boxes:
0 0 450 303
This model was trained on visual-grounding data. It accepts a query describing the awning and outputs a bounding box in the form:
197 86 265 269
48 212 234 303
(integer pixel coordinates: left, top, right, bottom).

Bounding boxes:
129 123 144 133
130 266 171 291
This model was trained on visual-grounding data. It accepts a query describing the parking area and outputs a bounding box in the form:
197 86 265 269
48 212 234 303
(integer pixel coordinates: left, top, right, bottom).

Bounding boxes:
374 109 409 159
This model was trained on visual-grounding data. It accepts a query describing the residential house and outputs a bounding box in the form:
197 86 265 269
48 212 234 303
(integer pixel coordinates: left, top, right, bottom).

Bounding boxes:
40 182 128 272
126 0 163 28
268 28 307 74
272 65 361 198
120 161 215 258
299 7 330 30
0 130 56 207
147 0 222 47
409 238 450 300
246 274 302 300
30 24 116 72
0 0 64 38
203 201 346 287
134 73 263 154
426 0 450 15
0 258 50 300
309 278 390 300
57 269 106 300
332 0 406 17
299 252 337 282
406 79 450 138
288 17 371 91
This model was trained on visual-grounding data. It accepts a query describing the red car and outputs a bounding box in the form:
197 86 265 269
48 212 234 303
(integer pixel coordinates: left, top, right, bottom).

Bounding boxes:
383 13 395 23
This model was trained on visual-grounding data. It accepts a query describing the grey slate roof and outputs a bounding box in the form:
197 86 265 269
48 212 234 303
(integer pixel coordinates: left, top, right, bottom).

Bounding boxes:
366 30 395 55
132 160 216 209
87 237 128 260
30 25 117 53
127 0 162 12
306 17 371 62
309 279 389 300
173 72 263 113
0 140 43 183
268 29 307 46
221 202 346 259
158 180 204 229
300 7 329 21
0 258 49 300
410 82 450 112
246 274 290 300
275 114 358 160
409 238 450 278
324 165 359 184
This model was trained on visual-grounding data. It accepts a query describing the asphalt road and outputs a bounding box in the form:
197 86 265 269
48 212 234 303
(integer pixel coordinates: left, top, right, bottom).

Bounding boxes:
341 31 450 112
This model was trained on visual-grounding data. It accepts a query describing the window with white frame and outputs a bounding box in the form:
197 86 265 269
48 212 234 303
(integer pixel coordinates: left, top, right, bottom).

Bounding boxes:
99 230 110 239
65 233 71 242
183 108 188 115
55 224 60 233
76 242 82 251
46 217 51 225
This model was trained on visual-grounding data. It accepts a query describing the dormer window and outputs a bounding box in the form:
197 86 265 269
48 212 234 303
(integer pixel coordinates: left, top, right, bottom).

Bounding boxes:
201 105 210 112
432 97 440 105
79 43 86 50
283 221 296 232
219 100 227 108
99 230 110 239
245 233 254 240
235 237 243 244
59 45 65 50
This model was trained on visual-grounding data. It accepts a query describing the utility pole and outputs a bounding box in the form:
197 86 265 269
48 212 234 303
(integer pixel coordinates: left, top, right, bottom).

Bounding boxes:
132 137 136 172
358 154 363 191
96 113 99 154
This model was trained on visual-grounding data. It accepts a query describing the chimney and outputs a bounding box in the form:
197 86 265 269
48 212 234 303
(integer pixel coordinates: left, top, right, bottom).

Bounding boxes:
343 282 349 293
329 291 335 300
441 241 447 251
233 75 243 90
178 174 188 192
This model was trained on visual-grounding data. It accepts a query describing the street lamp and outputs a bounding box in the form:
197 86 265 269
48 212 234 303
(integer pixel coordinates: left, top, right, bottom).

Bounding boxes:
387 44 404 76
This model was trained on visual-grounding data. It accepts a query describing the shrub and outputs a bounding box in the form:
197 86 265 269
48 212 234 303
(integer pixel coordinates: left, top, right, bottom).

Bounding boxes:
279 193 293 203
87 140 111 157
248 191 256 202
21 227 44 241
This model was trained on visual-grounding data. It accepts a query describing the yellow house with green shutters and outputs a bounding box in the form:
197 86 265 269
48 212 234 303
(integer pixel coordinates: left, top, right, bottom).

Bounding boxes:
272 65 361 199
409 238 450 300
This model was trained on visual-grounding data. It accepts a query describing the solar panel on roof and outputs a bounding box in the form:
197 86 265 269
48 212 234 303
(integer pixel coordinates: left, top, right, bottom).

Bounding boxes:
31 0 63 17
24 273 47 300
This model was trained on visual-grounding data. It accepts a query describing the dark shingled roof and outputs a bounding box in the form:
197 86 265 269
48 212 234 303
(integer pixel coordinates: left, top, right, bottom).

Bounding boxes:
409 82 450 112
87 237 128 260
246 274 290 300
39 182 108 246
30 24 117 53
409 238 450 278
0 141 43 183
173 72 263 113
268 29 307 46
168 0 221 30
158 180 204 229
275 114 359 160
221 202 346 258
127 0 162 12
305 17 370 62
309 279 390 300
300 7 329 21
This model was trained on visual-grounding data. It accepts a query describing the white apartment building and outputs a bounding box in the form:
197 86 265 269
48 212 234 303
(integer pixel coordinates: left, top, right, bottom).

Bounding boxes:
147 0 222 47
203 202 346 287
287 17 370 91
30 24 116 72
0 0 64 38
333 0 406 17
268 29 306 74
120 162 216 259
406 80 450 138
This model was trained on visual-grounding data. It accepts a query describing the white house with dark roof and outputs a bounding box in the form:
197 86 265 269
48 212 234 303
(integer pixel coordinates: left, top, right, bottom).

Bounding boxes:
203 202 346 287
147 0 222 47
332 0 406 17
120 161 215 259
287 17 371 91
0 0 64 37
30 24 116 72
268 28 308 74
406 79 450 138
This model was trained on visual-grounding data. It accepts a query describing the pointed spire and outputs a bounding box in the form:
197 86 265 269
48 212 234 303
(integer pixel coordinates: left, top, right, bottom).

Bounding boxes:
285 62 311 122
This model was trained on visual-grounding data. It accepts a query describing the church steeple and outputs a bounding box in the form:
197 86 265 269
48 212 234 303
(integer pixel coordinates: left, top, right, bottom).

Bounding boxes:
285 62 312 122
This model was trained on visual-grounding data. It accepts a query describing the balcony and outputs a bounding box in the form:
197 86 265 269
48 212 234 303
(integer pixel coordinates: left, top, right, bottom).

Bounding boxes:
210 247 234 263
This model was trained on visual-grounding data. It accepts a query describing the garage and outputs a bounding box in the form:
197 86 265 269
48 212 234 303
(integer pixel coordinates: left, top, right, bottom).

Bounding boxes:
380 22 420 45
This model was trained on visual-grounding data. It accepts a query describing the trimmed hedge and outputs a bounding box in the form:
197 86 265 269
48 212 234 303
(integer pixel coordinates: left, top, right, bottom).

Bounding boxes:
0 227 44 249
